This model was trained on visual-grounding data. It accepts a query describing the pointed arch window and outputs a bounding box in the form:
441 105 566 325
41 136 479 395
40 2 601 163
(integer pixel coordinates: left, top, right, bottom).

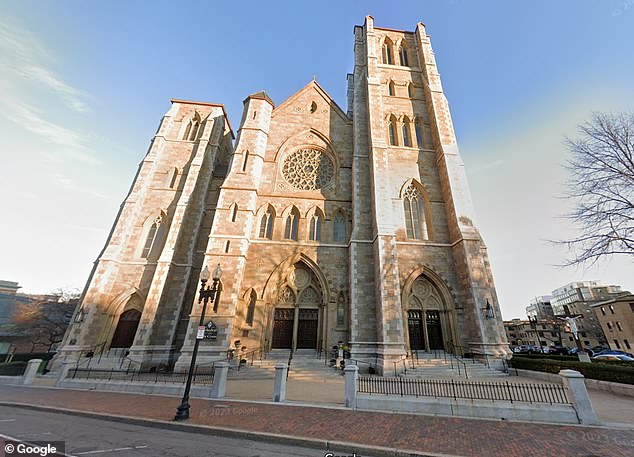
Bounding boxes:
309 213 322 241
388 116 398 146
402 117 412 147
399 44 409 66
230 203 238 222
241 150 249 172
333 212 346 243
403 183 430 240
168 168 179 189
382 38 394 65
388 81 395 96
407 83 414 98
336 292 346 327
183 113 202 141
415 120 423 148
259 208 274 239
246 289 256 326
141 214 163 258
284 208 299 241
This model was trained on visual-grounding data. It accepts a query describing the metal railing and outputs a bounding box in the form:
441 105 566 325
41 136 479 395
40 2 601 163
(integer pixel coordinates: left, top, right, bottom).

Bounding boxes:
238 346 268 371
69 366 214 385
347 358 377 374
357 377 569 404
392 355 408 377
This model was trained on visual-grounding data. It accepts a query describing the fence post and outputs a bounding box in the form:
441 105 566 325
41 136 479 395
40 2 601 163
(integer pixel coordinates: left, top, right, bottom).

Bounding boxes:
55 362 72 387
22 359 43 385
210 361 228 399
344 364 358 408
273 363 288 402
559 369 600 425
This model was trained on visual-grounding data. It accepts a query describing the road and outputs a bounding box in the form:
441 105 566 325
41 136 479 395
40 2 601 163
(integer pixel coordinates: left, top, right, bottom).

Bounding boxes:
0 405 362 457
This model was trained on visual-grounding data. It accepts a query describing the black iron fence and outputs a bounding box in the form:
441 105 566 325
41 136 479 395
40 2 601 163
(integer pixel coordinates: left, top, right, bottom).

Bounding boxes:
357 376 569 404
69 367 214 385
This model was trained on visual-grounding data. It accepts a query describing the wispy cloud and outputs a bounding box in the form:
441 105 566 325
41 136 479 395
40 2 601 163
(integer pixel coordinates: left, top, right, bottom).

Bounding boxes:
0 21 51 63
18 65 90 112
2 101 101 164
54 173 109 199
0 20 91 113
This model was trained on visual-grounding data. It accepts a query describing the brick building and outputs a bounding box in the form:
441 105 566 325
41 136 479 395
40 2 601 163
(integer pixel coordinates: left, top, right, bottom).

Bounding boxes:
591 294 634 352
53 17 510 374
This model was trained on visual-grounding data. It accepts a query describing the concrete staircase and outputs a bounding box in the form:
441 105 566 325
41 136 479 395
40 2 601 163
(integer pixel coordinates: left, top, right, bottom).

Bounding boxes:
227 349 343 380
399 351 508 379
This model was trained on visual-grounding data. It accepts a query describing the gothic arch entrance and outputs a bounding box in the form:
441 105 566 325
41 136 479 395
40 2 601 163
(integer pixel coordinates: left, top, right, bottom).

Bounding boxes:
110 309 141 348
269 261 324 351
404 274 455 352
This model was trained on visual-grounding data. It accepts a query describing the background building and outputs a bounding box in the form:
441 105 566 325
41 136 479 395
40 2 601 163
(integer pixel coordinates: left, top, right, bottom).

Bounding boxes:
591 294 634 352
504 318 562 348
551 281 623 315
53 17 510 375
526 295 554 320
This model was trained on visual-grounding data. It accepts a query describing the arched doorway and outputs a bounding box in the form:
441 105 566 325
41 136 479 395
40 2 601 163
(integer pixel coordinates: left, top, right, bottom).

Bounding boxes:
407 309 425 350
405 275 454 352
110 309 141 348
272 289 295 349
270 262 324 351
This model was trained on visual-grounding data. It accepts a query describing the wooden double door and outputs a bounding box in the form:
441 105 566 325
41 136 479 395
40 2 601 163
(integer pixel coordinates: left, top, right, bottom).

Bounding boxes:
110 309 141 348
271 308 319 350
407 309 444 351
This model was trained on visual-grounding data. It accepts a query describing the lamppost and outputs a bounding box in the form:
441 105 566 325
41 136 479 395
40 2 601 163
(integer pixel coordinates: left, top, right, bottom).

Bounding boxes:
174 263 222 421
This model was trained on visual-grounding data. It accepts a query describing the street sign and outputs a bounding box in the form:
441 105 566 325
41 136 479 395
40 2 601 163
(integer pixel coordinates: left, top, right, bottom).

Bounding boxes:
204 321 218 340
196 326 205 340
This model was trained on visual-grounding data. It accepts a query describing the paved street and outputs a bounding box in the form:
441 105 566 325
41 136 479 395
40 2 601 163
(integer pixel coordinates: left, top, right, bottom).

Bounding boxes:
0 405 353 457
1 385 634 457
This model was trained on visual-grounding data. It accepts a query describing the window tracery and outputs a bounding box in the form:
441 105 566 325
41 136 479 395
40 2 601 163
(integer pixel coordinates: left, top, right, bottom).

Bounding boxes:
282 149 334 191
403 183 430 240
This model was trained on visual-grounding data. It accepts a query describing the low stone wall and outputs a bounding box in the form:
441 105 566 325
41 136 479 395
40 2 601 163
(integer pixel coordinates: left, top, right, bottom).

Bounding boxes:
57 379 210 398
511 368 634 398
0 375 23 386
356 394 579 424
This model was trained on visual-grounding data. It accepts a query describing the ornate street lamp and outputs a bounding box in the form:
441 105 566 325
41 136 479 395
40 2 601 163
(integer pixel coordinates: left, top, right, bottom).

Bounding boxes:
174 263 222 421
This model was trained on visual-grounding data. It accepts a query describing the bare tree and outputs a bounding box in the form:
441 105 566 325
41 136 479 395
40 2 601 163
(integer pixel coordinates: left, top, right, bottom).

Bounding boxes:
10 290 78 352
557 112 634 267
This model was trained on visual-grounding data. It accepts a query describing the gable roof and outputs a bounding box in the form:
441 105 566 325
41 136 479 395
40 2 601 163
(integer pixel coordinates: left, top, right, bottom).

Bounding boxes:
273 80 350 123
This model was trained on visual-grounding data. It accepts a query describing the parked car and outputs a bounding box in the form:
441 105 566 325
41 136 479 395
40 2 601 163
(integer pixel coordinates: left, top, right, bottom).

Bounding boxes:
568 347 594 356
514 345 540 354
592 354 634 362
548 346 569 355
594 349 634 358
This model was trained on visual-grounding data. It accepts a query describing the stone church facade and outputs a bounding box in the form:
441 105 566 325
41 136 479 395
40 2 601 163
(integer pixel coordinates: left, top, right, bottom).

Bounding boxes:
54 17 510 375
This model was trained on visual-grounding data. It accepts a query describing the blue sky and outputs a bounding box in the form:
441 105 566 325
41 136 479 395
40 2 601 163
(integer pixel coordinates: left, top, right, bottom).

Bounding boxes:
0 1 633 319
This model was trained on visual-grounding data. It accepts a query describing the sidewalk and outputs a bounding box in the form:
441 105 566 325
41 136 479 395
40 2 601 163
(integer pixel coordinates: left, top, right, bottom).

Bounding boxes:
1 385 633 457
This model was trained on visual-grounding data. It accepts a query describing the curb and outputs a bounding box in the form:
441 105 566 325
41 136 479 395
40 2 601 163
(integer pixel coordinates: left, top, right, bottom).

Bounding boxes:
0 401 458 457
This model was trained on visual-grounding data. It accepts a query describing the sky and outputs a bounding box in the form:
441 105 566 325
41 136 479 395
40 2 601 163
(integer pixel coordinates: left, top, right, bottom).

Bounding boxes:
0 0 633 320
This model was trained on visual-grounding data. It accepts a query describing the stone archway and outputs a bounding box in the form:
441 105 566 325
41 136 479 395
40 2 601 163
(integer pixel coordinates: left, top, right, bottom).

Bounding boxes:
269 261 324 351
404 275 456 352
109 295 143 349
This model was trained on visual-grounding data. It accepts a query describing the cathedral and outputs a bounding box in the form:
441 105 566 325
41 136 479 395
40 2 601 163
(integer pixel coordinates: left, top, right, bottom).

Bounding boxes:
54 17 510 375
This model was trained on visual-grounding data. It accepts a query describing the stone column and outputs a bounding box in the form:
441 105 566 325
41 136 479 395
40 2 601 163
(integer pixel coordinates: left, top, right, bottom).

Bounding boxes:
22 359 43 385
55 362 74 387
559 369 600 425
344 364 359 408
273 363 288 402
210 362 228 399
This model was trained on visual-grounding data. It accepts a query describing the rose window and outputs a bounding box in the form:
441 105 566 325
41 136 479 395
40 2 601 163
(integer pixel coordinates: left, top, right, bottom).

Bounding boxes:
282 148 334 190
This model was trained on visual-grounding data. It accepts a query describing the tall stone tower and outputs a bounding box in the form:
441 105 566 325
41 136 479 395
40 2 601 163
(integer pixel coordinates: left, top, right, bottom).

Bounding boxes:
53 17 509 375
